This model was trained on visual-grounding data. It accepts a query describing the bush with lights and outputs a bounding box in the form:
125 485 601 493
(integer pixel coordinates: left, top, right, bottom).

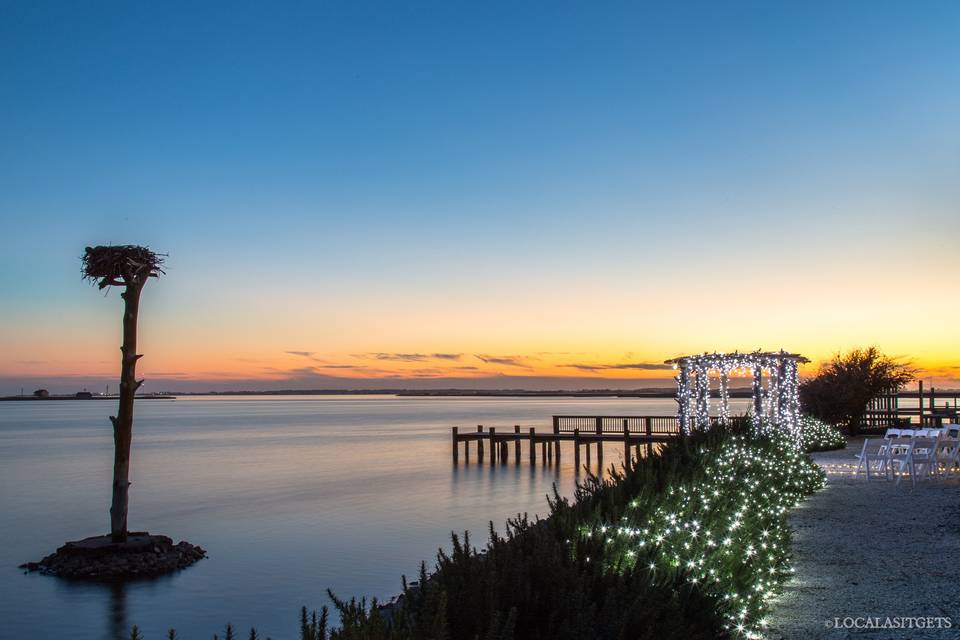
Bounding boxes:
798 415 846 452
573 419 824 639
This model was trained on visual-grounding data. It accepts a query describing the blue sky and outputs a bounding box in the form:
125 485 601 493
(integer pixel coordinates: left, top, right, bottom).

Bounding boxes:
1 1 958 392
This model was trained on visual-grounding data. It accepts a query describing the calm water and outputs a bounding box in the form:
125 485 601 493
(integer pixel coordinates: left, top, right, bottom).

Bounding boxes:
0 395 746 639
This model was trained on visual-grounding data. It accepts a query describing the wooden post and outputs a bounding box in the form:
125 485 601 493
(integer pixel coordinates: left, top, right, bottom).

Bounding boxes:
529 428 536 464
595 417 603 460
553 415 560 435
586 441 591 466
452 427 459 464
548 436 553 464
541 440 547 464
514 425 521 464
555 436 561 464
623 421 630 471
501 440 508 464
918 381 924 426
489 427 496 466
465 438 470 463
574 428 581 470
477 425 484 462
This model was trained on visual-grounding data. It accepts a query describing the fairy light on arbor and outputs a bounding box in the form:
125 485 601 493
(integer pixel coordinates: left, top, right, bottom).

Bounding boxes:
666 350 809 444
572 350 821 639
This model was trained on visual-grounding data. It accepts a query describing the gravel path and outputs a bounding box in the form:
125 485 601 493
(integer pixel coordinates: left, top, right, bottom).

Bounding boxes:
769 439 960 640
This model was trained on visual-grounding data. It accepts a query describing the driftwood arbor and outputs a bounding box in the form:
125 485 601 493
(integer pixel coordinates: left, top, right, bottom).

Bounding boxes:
82 245 165 543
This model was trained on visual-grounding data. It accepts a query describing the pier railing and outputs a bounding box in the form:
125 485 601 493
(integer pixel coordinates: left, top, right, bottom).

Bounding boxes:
552 415 680 436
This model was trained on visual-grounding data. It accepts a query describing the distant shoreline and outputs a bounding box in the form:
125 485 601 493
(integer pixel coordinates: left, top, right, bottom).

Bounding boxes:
4 388 954 401
0 389 728 400
0 394 174 402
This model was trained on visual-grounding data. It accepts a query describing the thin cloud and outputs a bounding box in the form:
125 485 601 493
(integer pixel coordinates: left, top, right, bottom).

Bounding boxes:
373 353 429 362
561 362 674 372
365 352 463 362
474 354 532 369
285 351 316 358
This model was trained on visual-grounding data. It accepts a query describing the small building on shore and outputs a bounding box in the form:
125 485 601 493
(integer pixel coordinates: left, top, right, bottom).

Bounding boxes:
33 389 49 398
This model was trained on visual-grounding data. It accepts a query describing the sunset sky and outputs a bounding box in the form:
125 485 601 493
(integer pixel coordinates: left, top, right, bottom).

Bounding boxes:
1 2 958 394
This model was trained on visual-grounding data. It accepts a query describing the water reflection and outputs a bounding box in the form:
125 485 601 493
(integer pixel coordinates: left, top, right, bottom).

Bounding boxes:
108 582 127 640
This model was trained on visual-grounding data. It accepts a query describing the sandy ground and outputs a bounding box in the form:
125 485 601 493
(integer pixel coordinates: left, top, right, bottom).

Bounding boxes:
769 439 960 640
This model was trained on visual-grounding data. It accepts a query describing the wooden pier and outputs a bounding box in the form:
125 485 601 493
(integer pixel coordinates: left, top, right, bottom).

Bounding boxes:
863 382 960 431
451 415 702 469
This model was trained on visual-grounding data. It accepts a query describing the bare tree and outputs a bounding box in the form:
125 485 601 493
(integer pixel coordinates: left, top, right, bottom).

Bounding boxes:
800 346 915 435
82 245 165 542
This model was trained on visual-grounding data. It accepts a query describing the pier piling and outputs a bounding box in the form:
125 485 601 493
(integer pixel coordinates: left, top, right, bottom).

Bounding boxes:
573 429 580 469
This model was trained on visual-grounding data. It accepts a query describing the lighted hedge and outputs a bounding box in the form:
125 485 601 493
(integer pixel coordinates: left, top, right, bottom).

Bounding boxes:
799 415 846 453
576 424 824 639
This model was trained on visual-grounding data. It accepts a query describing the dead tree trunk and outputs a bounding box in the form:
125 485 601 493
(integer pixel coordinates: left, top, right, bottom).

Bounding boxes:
110 281 144 542
82 245 164 544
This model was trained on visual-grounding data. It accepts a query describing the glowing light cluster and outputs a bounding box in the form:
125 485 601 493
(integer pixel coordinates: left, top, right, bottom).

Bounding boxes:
798 415 846 453
578 421 825 638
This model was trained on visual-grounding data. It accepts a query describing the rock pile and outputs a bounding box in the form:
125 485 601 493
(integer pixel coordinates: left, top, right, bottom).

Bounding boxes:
21 532 205 580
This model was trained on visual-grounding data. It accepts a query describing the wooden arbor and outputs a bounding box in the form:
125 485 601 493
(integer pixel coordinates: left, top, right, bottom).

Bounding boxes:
665 350 809 441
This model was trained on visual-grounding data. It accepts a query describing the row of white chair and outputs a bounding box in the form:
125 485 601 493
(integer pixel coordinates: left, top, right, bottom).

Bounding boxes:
885 425 960 439
856 434 960 487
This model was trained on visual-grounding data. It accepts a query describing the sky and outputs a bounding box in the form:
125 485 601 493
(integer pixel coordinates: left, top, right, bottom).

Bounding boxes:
1 1 958 394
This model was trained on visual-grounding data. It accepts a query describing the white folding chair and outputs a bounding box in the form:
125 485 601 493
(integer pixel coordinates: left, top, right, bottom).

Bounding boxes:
935 438 960 475
897 436 939 487
943 424 960 439
888 430 913 456
884 428 901 438
855 438 892 481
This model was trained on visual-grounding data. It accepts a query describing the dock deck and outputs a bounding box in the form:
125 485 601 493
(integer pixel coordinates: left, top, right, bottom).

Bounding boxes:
451 415 746 468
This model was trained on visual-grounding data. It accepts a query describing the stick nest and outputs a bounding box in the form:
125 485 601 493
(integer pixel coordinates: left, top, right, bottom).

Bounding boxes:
82 245 166 289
